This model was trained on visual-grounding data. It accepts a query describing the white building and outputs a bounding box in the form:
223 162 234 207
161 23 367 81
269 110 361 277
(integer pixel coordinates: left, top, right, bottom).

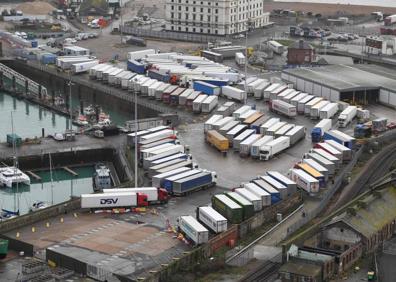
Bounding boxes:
165 0 270 35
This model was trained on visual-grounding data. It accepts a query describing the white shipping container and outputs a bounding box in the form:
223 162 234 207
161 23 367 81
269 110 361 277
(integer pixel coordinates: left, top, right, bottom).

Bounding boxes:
193 94 209 113
232 105 251 119
243 183 271 207
254 81 271 100
179 215 209 245
233 129 255 150
222 86 247 102
204 115 223 132
310 100 330 119
319 103 339 119
297 95 314 113
266 122 287 136
290 169 319 193
235 188 262 211
213 116 235 131
304 97 323 115
72 60 99 74
260 118 281 134
239 134 261 156
201 96 219 113
290 93 308 106
198 206 228 233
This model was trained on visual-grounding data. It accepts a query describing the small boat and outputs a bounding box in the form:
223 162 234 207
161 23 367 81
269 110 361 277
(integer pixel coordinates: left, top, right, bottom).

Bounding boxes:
74 114 89 126
0 166 30 188
30 201 50 212
93 163 111 192
93 118 112 130
0 209 19 221
83 105 96 116
53 132 66 141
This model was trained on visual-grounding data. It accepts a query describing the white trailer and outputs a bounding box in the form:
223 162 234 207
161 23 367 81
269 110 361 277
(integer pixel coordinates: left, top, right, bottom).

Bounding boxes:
260 118 281 134
268 40 285 54
95 65 114 80
235 188 262 211
197 206 228 233
178 215 209 245
239 134 261 157
338 106 357 127
316 143 343 160
143 145 185 163
89 64 108 79
141 79 158 96
81 192 144 209
222 86 247 102
251 136 274 158
289 169 320 194
324 139 352 161
263 83 280 101
201 96 218 113
128 49 156 61
285 125 306 145
233 129 255 151
266 122 287 136
239 109 257 122
193 94 209 113
139 129 175 145
247 78 266 95
219 120 240 136
204 115 223 133
213 116 234 131
297 95 314 114
115 71 132 87
283 91 300 104
319 103 339 119
265 172 294 198
235 52 246 66
178 88 194 105
107 69 125 85
270 100 297 118
102 67 120 83
243 183 271 207
226 124 247 141
155 83 172 100
205 72 240 84
304 153 336 176
275 124 294 137
72 60 99 74
148 81 163 98
269 85 289 101
310 100 330 119
259 136 290 161
102 187 167 204
152 167 191 187
254 81 271 100
276 88 295 101
134 77 151 93
310 148 341 166
232 105 251 119
290 93 308 107
304 97 323 116
302 159 329 182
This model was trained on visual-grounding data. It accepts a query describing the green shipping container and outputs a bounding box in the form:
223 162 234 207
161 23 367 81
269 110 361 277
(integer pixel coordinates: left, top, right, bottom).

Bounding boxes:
0 239 8 259
212 194 243 224
225 192 255 220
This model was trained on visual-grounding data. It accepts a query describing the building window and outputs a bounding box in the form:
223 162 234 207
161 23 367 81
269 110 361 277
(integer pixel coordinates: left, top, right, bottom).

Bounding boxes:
171 5 174 10
215 16 218 22
186 7 188 11
186 14 189 20
208 8 211 13
200 28 203 33
178 13 181 18
186 27 188 32
200 7 203 12
215 29 218 34
178 26 181 31
178 6 181 11
193 14 196 20
193 28 196 32
207 15 211 21
171 25 174 30
193 7 196 12
215 9 218 13
216 2 218 5
207 29 210 34
200 15 203 21
171 12 174 18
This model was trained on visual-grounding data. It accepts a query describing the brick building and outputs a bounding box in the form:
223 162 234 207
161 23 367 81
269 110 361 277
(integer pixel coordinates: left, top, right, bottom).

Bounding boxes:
287 40 315 65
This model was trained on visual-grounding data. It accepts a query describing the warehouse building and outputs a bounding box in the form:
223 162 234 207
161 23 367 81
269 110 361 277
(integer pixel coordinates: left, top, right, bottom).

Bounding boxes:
164 0 270 35
281 64 396 107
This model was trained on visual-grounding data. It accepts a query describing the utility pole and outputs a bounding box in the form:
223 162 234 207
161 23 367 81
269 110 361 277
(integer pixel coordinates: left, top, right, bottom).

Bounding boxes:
134 90 138 187
67 72 74 130
244 21 249 105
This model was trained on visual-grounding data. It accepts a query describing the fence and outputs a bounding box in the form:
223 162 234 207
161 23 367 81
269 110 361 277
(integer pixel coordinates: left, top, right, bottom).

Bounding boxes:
120 25 222 43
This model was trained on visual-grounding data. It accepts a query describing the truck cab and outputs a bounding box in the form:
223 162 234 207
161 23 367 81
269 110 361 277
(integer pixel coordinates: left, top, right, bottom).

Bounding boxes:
259 149 271 161
137 193 149 207
158 188 169 203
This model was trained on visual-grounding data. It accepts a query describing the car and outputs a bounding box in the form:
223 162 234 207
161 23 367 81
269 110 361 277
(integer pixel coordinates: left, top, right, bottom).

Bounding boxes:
233 34 245 39
387 122 396 130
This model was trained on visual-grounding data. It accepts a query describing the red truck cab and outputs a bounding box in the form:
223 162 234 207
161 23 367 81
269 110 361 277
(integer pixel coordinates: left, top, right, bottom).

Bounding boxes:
158 188 169 203
137 193 149 207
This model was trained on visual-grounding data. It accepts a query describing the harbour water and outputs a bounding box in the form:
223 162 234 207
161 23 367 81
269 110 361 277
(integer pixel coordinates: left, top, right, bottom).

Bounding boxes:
0 166 95 215
274 0 396 8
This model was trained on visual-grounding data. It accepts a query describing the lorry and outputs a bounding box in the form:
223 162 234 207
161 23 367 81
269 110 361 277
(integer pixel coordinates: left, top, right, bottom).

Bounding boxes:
262 83 280 101
204 115 223 133
338 106 357 127
201 96 219 113
251 179 281 204
162 169 202 192
121 73 137 89
304 97 323 116
310 148 341 167
226 124 247 142
304 153 336 176
154 160 197 175
260 118 281 134
239 134 261 157
152 167 192 187
186 91 202 110
239 110 258 122
302 159 329 182
319 103 339 119
269 85 289 101
296 163 326 187
225 192 255 220
233 129 255 151
196 206 228 233
206 130 229 153
243 182 271 207
81 192 148 209
178 89 194 105
232 105 251 119
311 119 332 143
222 86 247 102
220 120 240 136
253 81 271 100
149 153 191 168
148 81 163 98
234 188 262 212
148 158 190 175
259 136 290 161
250 116 269 133
235 52 246 66
264 172 293 199
285 125 306 145
143 145 185 166
324 139 352 162
141 79 159 96
72 60 99 74
270 100 297 118
127 60 146 74
212 194 243 224
147 69 171 83
169 87 186 105
162 86 180 103
213 116 234 131
265 122 287 136
155 84 171 100
275 124 294 138
290 93 308 107
297 95 314 114
102 187 169 204
193 94 209 113
276 88 295 101
193 81 220 96
289 169 320 194
138 129 176 146
314 143 343 160
171 171 217 195
128 49 156 60
310 100 330 119
178 215 209 245
283 91 300 104
250 136 274 158
323 130 355 150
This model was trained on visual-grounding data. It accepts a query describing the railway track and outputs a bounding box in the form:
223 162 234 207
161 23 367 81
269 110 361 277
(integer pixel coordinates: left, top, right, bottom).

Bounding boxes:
239 261 280 282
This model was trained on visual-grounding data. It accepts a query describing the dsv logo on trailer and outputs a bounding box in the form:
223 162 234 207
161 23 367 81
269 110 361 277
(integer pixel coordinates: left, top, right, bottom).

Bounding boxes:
100 198 118 205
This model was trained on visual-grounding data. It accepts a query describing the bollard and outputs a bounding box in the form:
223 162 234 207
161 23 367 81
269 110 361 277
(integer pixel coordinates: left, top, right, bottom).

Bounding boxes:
60 217 64 223
16 232 20 238
73 213 78 218
42 128 45 138
46 222 50 228
32 227 35 233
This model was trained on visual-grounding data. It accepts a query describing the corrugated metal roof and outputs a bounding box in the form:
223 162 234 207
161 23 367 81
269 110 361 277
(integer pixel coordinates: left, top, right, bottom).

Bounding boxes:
279 261 321 277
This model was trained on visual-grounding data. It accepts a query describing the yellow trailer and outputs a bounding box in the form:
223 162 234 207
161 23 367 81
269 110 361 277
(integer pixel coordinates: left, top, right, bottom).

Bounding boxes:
206 130 229 155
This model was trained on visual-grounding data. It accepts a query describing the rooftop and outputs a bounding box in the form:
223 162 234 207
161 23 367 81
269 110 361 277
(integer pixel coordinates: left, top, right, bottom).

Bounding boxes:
325 186 396 239
289 40 314 50
283 64 396 92
279 261 322 277
316 55 354 65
